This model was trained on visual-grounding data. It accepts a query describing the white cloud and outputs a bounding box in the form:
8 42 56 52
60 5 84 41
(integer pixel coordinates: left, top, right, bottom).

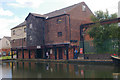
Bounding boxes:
8 3 24 8
0 8 14 16
63 0 81 6
0 17 23 38
84 0 118 14
8 0 44 8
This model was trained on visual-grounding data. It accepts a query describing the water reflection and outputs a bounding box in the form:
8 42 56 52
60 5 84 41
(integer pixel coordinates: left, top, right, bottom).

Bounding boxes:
1 61 120 78
0 62 2 80
113 66 120 80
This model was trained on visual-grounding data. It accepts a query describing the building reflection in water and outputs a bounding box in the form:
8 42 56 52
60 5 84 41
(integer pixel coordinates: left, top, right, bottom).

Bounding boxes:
113 66 120 80
0 63 2 80
2 62 12 78
1 61 120 78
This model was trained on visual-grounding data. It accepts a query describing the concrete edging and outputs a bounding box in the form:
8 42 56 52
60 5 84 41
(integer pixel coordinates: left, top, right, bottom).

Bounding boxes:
1 59 114 65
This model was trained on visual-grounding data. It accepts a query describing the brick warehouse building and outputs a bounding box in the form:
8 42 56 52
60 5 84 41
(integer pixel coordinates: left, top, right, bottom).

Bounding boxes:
11 2 93 59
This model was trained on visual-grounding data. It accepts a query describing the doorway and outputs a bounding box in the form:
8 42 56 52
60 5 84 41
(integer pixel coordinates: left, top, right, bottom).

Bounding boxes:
58 48 63 59
36 49 43 59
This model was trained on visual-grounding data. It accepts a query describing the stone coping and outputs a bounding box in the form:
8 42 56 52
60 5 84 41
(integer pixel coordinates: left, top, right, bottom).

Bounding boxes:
0 59 114 65
0 58 112 62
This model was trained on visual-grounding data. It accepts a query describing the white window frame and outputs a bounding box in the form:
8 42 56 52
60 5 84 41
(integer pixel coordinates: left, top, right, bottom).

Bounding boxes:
30 23 32 29
82 5 86 11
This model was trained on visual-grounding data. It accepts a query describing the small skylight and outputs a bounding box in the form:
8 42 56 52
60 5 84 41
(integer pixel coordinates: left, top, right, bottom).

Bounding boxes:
46 16 49 19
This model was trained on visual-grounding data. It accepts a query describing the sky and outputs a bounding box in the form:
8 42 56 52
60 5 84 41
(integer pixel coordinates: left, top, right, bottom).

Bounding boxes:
0 0 120 38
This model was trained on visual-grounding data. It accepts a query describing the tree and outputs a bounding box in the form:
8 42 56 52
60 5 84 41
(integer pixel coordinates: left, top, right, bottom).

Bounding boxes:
88 10 119 54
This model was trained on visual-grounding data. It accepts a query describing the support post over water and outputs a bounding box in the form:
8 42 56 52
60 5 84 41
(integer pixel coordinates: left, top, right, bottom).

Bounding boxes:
22 48 24 59
43 47 47 59
54 45 57 60
65 44 69 60
16 48 18 59
29 49 31 59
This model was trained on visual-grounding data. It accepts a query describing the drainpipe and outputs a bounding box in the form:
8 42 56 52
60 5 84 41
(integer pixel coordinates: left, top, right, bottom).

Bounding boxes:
22 38 24 59
68 14 71 41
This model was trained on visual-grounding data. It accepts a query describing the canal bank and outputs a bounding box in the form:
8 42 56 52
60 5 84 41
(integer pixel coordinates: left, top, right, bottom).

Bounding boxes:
1 60 119 78
1 59 113 65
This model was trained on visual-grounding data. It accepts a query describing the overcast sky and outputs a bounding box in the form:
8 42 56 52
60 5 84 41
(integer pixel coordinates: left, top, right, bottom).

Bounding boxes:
0 0 120 38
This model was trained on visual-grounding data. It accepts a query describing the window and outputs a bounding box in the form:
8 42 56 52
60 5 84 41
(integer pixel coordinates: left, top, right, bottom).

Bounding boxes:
6 41 9 45
58 32 62 37
57 19 62 24
13 30 15 35
82 5 86 11
3 51 6 56
29 24 32 29
13 40 15 43
24 28 26 32
30 36 32 40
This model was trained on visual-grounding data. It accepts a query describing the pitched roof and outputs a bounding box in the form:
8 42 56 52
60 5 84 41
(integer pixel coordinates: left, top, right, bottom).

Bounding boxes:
13 2 87 29
11 21 26 30
30 13 47 18
27 2 84 19
4 36 11 41
45 2 83 17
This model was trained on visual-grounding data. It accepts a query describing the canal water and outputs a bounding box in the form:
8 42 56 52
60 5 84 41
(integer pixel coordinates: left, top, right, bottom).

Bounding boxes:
0 61 120 79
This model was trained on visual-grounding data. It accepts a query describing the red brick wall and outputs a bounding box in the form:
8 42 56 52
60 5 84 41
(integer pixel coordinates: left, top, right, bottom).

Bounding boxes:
45 15 70 45
11 38 26 48
17 48 74 60
18 50 22 59
45 2 93 47
68 48 74 59
67 2 93 46
44 3 93 61
18 50 35 59
49 47 74 60
30 50 35 59
24 50 29 59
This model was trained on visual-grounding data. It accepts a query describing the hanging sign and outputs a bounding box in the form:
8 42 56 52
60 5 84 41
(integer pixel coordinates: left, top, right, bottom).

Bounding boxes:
37 46 41 49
